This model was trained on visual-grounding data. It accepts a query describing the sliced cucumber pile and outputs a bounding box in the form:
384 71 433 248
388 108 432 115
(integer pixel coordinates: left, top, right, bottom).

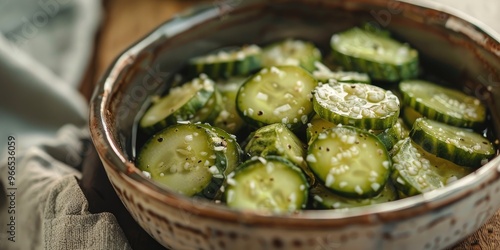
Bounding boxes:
136 24 497 214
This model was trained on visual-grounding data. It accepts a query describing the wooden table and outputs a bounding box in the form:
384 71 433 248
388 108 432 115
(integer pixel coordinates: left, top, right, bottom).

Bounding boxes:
80 0 500 249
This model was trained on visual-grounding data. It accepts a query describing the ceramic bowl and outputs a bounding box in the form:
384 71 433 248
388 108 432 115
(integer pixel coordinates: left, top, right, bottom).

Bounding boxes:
89 0 500 249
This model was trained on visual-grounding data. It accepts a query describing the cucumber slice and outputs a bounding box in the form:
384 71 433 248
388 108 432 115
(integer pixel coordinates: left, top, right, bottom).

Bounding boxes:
399 80 486 128
312 81 400 130
306 126 391 198
313 61 371 84
410 118 496 167
137 124 227 199
390 138 445 196
236 65 317 129
330 27 419 81
262 39 322 72
193 86 223 124
376 119 409 151
310 181 397 210
187 45 262 79
225 156 309 213
213 77 247 134
139 75 216 134
306 114 337 145
244 123 316 185
413 141 474 185
198 124 243 176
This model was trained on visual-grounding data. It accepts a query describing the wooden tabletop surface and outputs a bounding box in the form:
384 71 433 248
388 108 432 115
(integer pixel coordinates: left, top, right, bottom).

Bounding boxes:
80 0 500 249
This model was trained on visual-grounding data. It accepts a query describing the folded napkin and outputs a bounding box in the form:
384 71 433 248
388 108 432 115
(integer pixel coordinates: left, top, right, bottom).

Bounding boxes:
0 0 132 249
0 0 98 154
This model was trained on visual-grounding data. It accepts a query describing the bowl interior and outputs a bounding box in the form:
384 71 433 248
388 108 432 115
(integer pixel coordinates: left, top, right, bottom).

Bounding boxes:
91 0 500 221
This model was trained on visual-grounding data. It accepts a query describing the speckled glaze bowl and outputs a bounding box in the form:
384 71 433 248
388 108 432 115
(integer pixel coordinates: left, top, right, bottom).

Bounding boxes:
89 0 500 249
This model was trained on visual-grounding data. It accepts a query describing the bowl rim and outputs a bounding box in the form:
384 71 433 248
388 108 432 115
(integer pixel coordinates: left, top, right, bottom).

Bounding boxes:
90 0 500 226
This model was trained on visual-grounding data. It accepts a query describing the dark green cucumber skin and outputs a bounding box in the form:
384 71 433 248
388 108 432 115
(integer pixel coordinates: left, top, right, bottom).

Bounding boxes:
198 123 243 175
376 129 400 151
399 80 486 129
193 125 228 199
225 156 309 212
244 124 305 161
391 170 425 197
137 124 227 199
400 93 483 129
391 137 473 196
331 47 419 82
310 111 400 133
376 120 408 151
245 123 306 157
187 54 261 80
309 181 398 210
409 118 496 168
417 142 474 185
197 89 223 125
142 121 165 137
330 26 419 82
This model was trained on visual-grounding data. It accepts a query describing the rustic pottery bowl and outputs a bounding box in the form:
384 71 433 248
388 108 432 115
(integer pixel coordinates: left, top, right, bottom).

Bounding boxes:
90 0 500 249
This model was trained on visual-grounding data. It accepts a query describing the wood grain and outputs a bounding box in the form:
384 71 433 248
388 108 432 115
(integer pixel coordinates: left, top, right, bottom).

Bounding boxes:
80 0 500 249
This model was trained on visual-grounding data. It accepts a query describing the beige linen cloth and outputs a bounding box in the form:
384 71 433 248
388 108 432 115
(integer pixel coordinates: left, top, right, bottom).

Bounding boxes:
0 0 131 249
